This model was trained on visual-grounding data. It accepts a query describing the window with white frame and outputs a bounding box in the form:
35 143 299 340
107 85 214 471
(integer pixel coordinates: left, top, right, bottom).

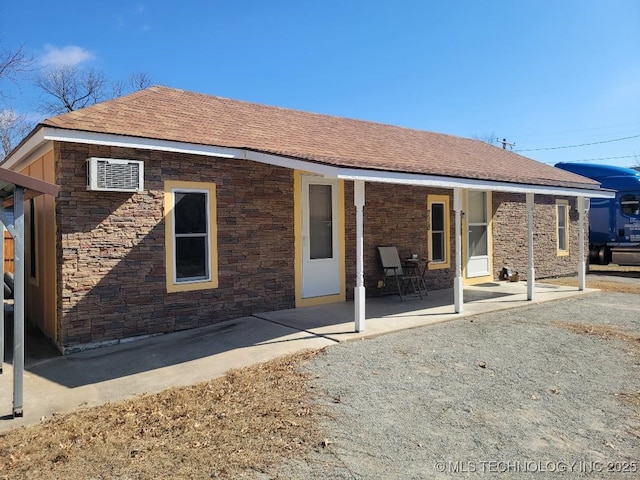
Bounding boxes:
428 194 450 269
556 200 569 255
164 181 218 292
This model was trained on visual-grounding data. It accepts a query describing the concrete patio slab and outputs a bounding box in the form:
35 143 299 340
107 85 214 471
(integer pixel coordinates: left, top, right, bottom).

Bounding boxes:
0 280 597 433
0 315 334 433
256 281 598 342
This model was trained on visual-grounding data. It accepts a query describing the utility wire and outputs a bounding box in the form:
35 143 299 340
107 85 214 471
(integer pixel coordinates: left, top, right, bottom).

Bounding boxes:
515 133 640 152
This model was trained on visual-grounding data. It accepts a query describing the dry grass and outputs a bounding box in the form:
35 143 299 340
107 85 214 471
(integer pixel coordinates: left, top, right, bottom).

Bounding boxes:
555 321 640 346
543 276 640 294
587 264 640 274
544 273 640 294
617 392 640 409
0 350 325 479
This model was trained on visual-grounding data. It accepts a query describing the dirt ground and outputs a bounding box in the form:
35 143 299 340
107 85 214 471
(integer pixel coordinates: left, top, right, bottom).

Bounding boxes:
273 272 640 479
0 270 638 479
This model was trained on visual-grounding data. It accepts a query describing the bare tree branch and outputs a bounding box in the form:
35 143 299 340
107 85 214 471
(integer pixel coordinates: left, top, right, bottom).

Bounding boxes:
472 132 499 146
35 66 153 115
129 71 152 91
0 109 33 160
111 71 152 98
0 44 34 101
110 78 126 99
34 65 108 114
0 45 32 82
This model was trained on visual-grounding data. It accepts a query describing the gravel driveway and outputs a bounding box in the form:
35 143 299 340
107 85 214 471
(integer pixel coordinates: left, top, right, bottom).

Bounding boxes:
274 291 640 479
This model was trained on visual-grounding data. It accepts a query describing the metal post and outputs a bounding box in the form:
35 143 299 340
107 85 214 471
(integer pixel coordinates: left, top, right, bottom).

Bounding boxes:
354 181 366 332
578 196 588 291
453 188 463 313
0 209 14 377
13 187 24 417
527 193 535 301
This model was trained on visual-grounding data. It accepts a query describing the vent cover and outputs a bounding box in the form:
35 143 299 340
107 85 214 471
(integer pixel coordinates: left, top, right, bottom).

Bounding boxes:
86 158 144 192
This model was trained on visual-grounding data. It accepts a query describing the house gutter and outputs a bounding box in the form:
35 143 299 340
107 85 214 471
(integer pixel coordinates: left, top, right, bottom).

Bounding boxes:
3 126 614 199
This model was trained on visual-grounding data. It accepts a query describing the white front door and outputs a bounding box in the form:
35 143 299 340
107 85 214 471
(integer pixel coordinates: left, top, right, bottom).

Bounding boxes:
301 176 341 298
466 190 490 278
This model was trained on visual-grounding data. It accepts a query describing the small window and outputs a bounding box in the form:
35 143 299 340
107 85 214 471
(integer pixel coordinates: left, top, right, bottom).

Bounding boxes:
431 203 445 262
620 194 640 216
164 181 218 292
556 200 569 256
309 184 334 259
428 194 450 269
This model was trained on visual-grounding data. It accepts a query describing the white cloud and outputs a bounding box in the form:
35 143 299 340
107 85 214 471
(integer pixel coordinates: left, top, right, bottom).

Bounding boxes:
114 5 150 32
40 44 95 68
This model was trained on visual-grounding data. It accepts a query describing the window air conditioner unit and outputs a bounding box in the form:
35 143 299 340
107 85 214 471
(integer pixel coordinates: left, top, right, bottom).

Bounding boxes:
86 157 144 192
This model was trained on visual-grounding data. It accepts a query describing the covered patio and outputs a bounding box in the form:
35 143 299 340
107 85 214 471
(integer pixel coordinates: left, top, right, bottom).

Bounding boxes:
257 278 596 342
326 173 613 333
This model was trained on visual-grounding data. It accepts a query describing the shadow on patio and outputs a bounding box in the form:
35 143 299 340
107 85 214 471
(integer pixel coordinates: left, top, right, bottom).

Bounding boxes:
255 280 595 342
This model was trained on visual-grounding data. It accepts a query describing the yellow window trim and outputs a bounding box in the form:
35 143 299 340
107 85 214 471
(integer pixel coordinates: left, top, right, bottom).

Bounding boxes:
556 199 570 256
427 194 451 270
164 180 218 293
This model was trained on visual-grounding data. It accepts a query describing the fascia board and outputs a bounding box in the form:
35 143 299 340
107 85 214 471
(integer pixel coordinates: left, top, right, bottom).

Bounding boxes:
12 128 341 177
4 127 615 199
1 129 52 170
336 169 616 199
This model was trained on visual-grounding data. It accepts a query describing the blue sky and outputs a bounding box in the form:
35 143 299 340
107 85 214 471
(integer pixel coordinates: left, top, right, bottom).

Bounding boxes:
1 0 639 168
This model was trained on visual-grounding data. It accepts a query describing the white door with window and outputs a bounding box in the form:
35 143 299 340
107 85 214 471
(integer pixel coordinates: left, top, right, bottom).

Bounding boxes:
301 176 341 298
466 190 490 278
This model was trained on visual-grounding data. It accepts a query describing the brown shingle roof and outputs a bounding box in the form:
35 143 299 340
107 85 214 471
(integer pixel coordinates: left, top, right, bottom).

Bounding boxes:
41 86 599 190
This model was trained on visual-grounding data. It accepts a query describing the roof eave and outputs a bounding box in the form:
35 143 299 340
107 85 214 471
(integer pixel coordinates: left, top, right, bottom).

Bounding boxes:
241 149 612 198
333 168 615 199
4 126 614 199
1 125 53 171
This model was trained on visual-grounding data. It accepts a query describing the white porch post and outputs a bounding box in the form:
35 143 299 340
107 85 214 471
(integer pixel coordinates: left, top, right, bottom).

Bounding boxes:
578 196 589 291
13 187 24 417
453 188 463 313
526 193 535 301
354 180 366 332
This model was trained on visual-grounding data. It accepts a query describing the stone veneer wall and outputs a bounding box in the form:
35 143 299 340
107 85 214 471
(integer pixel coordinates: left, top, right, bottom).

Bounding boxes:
53 141 583 349
55 142 295 349
492 192 584 280
343 183 455 297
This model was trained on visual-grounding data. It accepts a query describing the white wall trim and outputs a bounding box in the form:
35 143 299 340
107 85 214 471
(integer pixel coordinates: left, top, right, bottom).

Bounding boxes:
3 126 615 199
336 169 614 198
